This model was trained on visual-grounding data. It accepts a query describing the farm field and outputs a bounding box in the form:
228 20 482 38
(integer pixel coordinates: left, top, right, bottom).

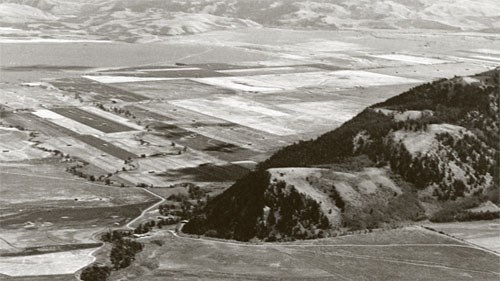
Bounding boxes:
105 226 500 281
50 107 135 133
0 159 157 277
424 220 500 253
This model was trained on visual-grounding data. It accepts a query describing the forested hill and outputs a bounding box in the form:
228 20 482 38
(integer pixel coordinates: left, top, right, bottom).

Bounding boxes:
183 69 500 242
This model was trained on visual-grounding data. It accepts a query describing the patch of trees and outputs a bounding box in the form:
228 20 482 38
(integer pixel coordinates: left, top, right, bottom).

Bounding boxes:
183 171 271 241
102 230 143 270
81 230 143 281
329 186 345 211
256 181 331 241
80 264 111 281
110 237 143 269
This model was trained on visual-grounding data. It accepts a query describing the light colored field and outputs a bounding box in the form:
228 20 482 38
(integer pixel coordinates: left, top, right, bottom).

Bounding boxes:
218 66 295 73
278 99 365 124
368 61 491 80
194 70 421 93
473 49 500 55
113 79 235 100
32 109 103 136
0 84 78 110
82 75 177 84
0 162 150 206
170 96 298 136
424 220 500 253
139 67 201 72
0 248 95 276
0 227 99 251
471 55 500 63
370 54 450 65
0 127 51 161
217 66 321 76
99 132 176 157
38 136 125 171
0 38 110 43
192 76 284 92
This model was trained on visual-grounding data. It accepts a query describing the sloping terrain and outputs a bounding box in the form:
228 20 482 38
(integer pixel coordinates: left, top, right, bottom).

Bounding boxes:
1 0 500 41
184 68 500 241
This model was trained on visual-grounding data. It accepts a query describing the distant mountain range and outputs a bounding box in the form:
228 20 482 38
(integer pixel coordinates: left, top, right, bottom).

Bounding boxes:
1 0 500 41
183 69 500 242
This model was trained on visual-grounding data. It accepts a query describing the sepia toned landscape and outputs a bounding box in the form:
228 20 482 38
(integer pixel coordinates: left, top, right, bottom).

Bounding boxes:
0 1 499 280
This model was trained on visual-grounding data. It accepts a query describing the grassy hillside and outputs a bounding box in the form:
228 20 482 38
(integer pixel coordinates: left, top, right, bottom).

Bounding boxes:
184 69 500 241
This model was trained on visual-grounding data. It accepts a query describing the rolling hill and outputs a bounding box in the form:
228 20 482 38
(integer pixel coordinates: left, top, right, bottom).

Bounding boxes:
183 68 500 242
1 0 500 41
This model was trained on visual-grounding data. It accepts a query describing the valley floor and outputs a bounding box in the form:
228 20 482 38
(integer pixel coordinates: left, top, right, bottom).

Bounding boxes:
93 226 500 281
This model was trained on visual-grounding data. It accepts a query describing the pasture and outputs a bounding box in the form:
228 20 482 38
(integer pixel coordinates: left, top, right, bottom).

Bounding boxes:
108 226 500 281
0 248 96 277
424 220 500 253
0 127 51 161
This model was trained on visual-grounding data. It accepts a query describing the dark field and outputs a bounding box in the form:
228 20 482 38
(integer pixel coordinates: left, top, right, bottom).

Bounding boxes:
0 274 76 281
50 78 147 102
102 68 229 78
51 107 134 133
2 113 137 160
152 126 257 162
75 135 138 160
1 112 75 138
0 201 157 228
162 163 250 182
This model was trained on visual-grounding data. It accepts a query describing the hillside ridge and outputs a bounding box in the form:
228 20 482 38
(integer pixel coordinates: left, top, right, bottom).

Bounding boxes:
183 68 500 242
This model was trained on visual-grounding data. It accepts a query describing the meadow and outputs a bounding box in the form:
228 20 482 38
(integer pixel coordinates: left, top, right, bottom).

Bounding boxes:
106 226 500 281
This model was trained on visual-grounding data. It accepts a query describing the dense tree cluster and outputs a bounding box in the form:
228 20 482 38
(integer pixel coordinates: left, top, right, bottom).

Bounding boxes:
110 238 143 269
255 181 331 241
80 264 111 281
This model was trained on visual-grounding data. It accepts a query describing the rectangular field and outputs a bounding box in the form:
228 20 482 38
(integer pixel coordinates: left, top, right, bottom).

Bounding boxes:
169 96 298 136
50 107 135 133
370 54 450 65
192 70 421 93
32 109 104 136
0 248 96 277
112 79 235 100
424 220 500 253
50 77 147 102
75 134 138 160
